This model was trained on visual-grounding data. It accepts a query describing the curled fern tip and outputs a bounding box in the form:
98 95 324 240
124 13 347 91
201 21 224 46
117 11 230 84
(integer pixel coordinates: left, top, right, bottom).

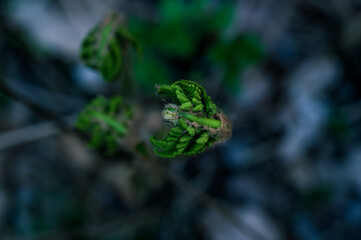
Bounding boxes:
150 80 232 158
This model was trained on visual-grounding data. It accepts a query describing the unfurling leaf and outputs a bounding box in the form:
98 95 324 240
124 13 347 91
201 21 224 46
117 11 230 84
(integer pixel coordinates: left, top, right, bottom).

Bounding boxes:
80 13 140 81
76 96 132 156
150 80 232 158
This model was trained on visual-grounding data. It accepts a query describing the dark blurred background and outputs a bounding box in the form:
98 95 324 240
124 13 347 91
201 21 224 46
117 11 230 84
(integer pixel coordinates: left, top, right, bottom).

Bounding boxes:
1 0 361 239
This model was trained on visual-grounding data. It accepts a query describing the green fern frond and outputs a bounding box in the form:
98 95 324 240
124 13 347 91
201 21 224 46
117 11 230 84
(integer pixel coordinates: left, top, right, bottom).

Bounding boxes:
76 95 132 156
150 80 232 158
80 13 140 81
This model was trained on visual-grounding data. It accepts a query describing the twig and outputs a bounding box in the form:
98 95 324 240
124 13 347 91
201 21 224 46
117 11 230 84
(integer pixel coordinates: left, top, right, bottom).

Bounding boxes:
0 77 77 130
0 121 60 151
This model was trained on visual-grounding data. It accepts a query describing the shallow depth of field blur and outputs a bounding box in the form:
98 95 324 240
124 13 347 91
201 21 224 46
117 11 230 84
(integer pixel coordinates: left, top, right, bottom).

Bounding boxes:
1 0 361 239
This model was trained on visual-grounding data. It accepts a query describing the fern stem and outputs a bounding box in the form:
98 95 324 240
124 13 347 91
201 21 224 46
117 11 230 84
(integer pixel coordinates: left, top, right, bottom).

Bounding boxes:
179 112 221 129
91 112 127 135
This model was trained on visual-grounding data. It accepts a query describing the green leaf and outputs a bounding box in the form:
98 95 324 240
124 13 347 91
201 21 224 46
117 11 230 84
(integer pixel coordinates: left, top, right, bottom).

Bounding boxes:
134 54 172 93
210 33 265 93
160 0 186 23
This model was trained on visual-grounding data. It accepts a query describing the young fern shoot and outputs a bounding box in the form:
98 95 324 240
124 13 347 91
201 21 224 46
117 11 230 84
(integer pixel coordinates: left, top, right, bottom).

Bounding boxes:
80 13 140 81
76 96 133 156
150 80 232 158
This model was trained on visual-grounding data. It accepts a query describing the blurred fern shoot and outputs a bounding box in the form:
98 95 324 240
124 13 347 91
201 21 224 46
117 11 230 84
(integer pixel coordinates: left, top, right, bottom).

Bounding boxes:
76 95 133 156
80 13 139 81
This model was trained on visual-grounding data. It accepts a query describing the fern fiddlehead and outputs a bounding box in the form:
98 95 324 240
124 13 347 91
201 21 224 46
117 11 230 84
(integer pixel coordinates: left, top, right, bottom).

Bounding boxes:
76 95 133 156
80 13 139 81
150 80 232 158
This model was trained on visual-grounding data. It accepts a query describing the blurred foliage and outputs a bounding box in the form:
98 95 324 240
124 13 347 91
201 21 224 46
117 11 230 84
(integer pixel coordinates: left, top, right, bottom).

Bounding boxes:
133 53 172 91
76 95 133 156
300 184 334 210
133 0 233 58
210 34 265 93
130 0 265 94
328 109 350 139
